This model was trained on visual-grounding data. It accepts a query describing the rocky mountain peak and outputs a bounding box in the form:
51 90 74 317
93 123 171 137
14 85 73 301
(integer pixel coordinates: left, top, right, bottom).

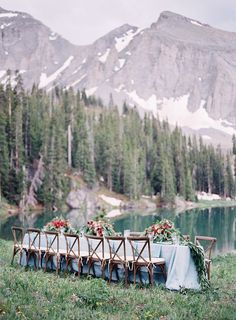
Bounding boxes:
150 11 208 35
156 11 209 27
0 7 236 147
0 6 9 13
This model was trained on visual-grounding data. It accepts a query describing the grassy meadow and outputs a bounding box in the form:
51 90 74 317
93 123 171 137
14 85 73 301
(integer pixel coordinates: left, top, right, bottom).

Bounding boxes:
0 239 235 320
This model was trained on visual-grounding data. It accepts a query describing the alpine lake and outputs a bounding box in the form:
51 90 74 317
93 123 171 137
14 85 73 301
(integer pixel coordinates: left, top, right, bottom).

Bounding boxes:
1 206 236 256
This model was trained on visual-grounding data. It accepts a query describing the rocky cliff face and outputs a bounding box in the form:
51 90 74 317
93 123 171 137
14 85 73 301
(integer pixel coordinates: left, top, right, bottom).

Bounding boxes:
1 7 236 144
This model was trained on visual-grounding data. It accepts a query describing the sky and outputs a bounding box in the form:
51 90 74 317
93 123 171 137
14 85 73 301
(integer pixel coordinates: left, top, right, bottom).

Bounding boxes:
0 0 235 45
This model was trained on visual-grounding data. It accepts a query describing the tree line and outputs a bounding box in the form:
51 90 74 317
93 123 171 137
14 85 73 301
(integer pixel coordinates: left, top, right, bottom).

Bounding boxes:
0 73 235 209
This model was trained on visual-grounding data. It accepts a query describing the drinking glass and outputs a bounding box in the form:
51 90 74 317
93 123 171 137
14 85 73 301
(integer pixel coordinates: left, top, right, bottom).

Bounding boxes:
124 229 130 237
172 233 180 245
172 233 177 244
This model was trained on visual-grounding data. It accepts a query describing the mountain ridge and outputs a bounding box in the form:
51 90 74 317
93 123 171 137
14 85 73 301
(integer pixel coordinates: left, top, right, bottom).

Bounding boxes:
1 7 236 147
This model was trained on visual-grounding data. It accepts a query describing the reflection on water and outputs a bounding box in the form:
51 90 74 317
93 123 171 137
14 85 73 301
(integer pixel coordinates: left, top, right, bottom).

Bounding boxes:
0 211 67 241
113 207 236 256
1 206 236 255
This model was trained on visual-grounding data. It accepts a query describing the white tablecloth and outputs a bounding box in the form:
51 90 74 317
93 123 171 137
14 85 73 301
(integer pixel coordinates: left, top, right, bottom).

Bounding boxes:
20 234 200 290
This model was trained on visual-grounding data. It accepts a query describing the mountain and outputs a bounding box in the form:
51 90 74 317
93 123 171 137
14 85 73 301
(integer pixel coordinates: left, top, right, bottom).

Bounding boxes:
1 7 236 146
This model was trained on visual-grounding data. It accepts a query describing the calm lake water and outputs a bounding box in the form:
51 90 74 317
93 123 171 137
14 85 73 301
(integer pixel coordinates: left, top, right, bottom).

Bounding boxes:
1 206 236 256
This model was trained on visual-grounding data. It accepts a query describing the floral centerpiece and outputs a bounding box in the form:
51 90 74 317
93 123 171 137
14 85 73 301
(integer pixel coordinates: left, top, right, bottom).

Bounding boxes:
43 217 77 234
144 219 210 289
145 219 180 243
81 220 116 237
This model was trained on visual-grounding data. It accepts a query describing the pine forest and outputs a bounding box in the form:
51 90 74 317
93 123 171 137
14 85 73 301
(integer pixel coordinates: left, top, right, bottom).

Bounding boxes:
0 72 235 210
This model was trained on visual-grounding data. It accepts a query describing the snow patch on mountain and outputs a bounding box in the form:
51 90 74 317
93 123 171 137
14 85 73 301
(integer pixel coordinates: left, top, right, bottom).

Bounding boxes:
124 91 236 136
86 87 98 96
99 48 110 63
0 70 6 78
119 59 126 68
0 12 18 18
49 32 58 41
125 90 159 114
190 20 203 27
72 65 82 74
39 56 74 88
157 95 236 135
115 28 141 52
68 73 87 88
0 22 12 29
115 84 125 92
202 135 212 140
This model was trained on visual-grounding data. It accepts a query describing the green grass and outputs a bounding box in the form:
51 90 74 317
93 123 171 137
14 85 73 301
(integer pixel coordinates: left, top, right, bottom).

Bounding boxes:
0 239 236 320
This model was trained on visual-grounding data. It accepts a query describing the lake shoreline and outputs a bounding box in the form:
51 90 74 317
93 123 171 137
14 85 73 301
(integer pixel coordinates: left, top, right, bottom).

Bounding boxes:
1 195 236 221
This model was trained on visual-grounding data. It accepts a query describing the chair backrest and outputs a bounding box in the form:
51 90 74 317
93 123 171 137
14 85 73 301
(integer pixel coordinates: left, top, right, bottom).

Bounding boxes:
11 226 24 246
127 236 151 263
26 228 41 251
129 232 144 237
64 233 80 257
105 236 126 262
85 234 104 261
194 236 217 260
44 231 59 254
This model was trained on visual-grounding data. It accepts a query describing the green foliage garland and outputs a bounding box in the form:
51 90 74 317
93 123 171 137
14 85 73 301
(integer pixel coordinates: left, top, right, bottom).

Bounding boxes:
186 241 210 290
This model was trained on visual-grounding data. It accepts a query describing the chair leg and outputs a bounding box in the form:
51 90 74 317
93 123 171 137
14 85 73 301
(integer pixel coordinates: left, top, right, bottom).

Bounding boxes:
88 259 92 276
101 262 106 279
44 254 48 272
38 252 41 269
133 265 137 285
33 253 37 270
19 250 23 266
41 252 44 268
26 251 31 267
109 263 114 284
64 258 69 274
115 265 119 282
138 267 143 285
77 260 82 277
207 262 211 281
11 248 16 265
124 266 129 287
56 255 60 275
149 265 154 286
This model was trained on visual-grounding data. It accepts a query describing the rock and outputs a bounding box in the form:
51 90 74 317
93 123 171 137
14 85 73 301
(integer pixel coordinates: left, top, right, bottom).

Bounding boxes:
66 188 97 216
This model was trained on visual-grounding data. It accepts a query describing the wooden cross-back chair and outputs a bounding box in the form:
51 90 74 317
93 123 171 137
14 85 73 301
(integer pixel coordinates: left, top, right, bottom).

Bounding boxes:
127 236 166 286
11 226 25 265
85 234 110 279
44 231 61 275
25 228 41 269
194 235 217 280
105 236 133 285
64 233 88 276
